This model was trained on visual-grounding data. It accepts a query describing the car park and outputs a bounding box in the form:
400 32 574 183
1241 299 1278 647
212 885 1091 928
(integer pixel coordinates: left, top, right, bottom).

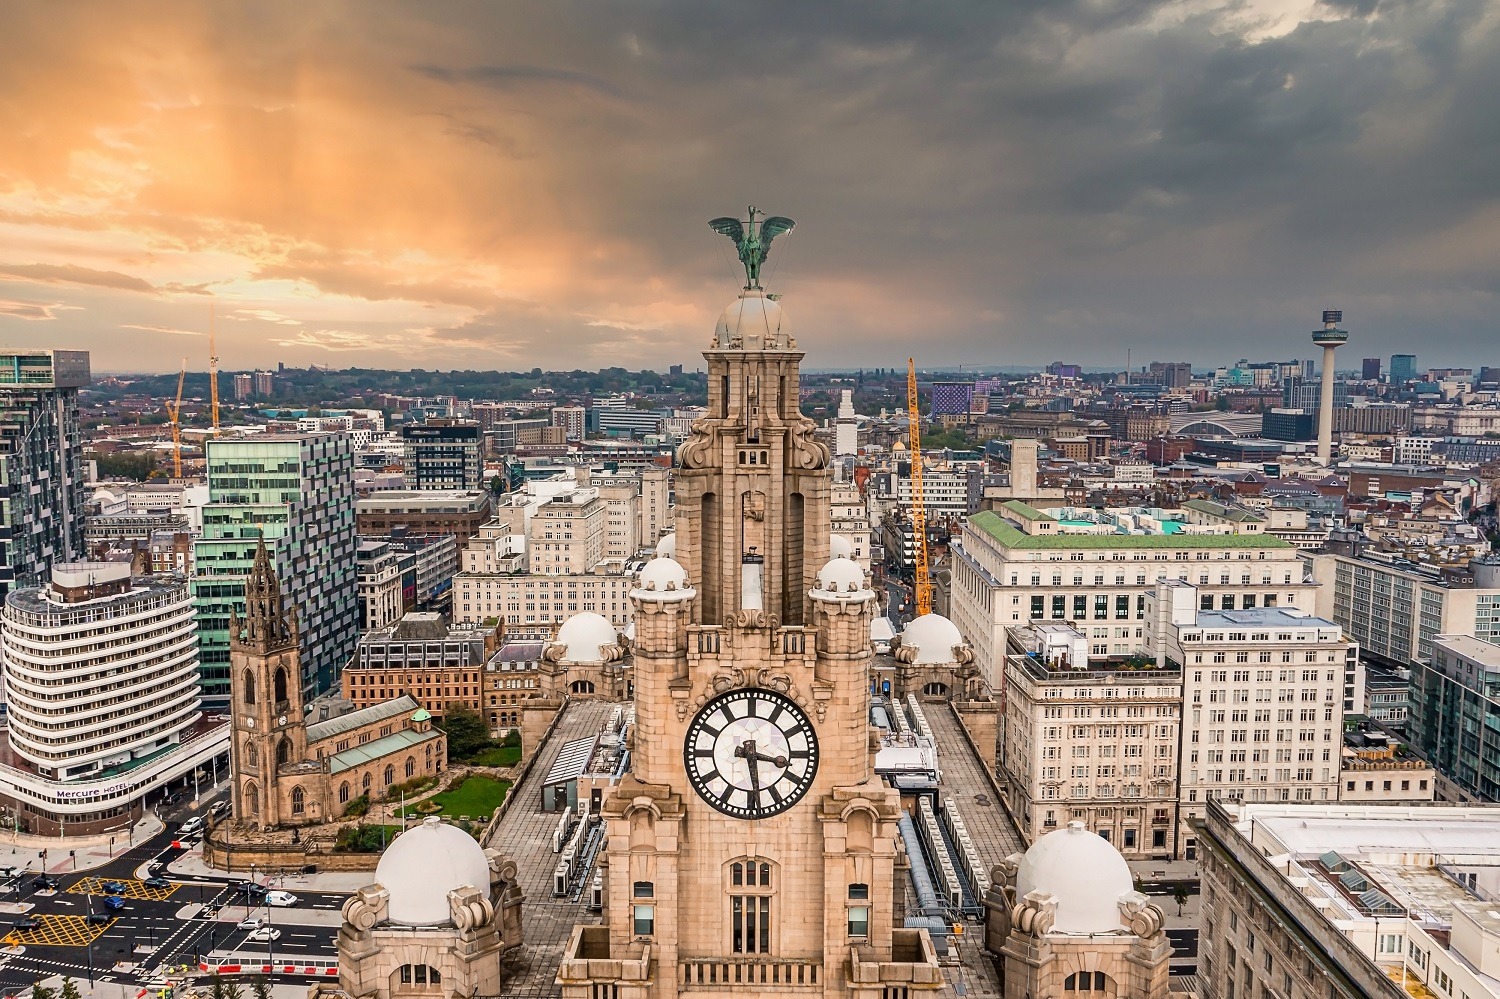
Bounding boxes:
265 890 298 907
246 926 281 942
236 917 264 931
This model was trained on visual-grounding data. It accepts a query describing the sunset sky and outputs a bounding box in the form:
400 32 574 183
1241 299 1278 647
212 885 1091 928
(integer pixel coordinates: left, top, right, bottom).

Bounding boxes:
2 1 1497 374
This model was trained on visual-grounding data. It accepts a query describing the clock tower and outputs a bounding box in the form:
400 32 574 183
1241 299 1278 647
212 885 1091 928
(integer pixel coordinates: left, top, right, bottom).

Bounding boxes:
558 212 945 999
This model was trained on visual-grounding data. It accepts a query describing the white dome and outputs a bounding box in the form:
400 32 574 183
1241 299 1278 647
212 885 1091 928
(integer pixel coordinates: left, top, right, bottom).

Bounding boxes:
634 556 694 601
554 612 618 663
1015 821 1134 934
811 556 870 600
375 817 491 926
714 292 790 349
829 534 854 559
900 613 965 664
655 533 676 558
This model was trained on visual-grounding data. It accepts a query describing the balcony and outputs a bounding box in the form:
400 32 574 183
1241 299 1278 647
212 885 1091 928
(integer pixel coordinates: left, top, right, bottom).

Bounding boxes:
556 926 652 999
847 929 945 995
678 958 821 989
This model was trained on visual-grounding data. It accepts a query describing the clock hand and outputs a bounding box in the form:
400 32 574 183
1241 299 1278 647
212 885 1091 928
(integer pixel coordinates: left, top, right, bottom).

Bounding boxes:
748 749 789 768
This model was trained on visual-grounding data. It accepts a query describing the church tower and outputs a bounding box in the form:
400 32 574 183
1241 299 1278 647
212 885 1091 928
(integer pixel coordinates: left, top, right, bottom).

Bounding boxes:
229 538 310 830
558 210 945 999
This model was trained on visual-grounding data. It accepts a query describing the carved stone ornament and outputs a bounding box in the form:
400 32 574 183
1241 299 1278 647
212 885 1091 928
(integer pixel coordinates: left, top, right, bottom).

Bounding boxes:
729 608 780 631
1119 891 1166 938
1011 889 1059 937
787 417 830 470
449 885 495 932
544 640 626 666
678 427 716 469
341 885 390 932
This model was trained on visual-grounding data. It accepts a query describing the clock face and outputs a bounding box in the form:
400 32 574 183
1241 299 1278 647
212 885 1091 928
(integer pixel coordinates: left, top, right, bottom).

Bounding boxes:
684 688 818 819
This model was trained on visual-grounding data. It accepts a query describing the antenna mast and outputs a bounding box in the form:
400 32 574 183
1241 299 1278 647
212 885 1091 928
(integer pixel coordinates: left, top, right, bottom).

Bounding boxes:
209 304 220 434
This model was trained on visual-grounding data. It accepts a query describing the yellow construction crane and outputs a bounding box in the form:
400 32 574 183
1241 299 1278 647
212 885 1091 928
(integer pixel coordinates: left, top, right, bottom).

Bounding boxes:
906 358 933 617
208 304 220 434
167 357 187 477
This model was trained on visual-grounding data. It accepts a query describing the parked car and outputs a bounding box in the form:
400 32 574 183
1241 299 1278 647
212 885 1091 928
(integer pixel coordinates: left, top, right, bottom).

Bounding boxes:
12 917 39 931
265 891 298 907
236 917 264 931
103 895 126 911
85 913 112 926
101 880 125 895
143 876 171 890
246 926 281 942
178 817 203 835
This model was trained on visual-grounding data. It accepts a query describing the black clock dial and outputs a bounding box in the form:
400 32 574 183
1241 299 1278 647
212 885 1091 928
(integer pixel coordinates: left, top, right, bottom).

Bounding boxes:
684 688 818 819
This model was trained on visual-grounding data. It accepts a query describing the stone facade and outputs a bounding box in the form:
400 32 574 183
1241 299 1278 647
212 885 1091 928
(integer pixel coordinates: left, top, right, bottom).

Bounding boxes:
228 541 447 831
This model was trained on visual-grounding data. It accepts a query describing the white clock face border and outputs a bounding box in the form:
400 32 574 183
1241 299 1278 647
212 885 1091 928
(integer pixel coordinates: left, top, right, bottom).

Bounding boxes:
684 688 819 820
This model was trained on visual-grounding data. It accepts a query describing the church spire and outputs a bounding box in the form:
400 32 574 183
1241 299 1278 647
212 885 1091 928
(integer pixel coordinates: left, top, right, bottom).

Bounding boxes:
233 537 298 653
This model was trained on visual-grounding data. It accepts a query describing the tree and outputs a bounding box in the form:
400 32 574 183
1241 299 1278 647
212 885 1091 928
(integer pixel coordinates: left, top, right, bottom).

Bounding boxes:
32 983 56 999
250 976 273 999
58 980 80 999
1173 883 1189 916
210 978 229 999
93 451 158 482
436 704 491 760
224 980 244 999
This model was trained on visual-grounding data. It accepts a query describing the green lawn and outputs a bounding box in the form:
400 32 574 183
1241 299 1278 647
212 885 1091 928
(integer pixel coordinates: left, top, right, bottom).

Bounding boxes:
401 775 511 820
465 744 522 767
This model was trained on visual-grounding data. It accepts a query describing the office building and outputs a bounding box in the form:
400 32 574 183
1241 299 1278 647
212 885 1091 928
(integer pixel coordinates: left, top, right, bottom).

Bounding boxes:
0 560 224 835
355 490 491 543
402 418 483 491
1306 547 1500 664
640 466 672 546
1001 623 1182 859
593 406 665 439
1337 730 1434 802
343 613 504 725
374 531 459 609
951 501 1317 690
582 470 642 561
0 349 89 599
192 433 359 701
1390 353 1417 383
529 489 605 575
550 406 586 442
835 389 858 456
1361 357 1381 380
233 372 253 401
1197 801 1500 999
1147 581 1361 858
357 540 410 631
929 381 975 417
1147 361 1192 389
1409 635 1500 802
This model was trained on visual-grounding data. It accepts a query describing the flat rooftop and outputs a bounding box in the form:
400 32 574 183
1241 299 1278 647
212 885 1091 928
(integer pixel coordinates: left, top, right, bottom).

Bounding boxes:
970 510 1291 551
1433 634 1500 668
1193 607 1338 629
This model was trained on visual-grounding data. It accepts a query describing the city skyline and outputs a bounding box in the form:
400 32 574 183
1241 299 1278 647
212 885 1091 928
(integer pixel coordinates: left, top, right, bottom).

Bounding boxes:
2 2 1498 373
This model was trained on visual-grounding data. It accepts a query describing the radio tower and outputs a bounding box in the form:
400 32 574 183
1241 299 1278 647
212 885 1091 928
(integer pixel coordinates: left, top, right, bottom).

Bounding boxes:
1311 310 1348 465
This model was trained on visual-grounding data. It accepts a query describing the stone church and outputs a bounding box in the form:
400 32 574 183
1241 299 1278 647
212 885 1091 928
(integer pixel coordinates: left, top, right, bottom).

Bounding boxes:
555 274 947 997
228 541 448 830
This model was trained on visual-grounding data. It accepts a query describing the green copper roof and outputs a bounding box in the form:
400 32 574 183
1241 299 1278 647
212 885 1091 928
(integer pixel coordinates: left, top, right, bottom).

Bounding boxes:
969 511 1292 550
412 708 433 722
1000 500 1054 522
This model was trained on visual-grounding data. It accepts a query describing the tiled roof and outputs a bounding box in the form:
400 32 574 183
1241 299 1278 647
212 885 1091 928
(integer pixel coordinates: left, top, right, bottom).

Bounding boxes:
328 727 441 774
308 694 422 743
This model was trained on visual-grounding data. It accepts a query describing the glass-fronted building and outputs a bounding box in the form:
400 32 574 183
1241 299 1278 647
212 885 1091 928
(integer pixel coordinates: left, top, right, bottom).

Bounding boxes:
1409 634 1500 802
191 433 357 703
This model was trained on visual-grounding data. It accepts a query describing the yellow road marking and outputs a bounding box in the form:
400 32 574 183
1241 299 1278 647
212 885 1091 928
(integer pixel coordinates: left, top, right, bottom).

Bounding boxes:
66 877 178 902
2 914 114 947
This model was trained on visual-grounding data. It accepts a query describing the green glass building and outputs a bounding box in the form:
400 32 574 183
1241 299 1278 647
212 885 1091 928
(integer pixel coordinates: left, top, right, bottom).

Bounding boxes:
192 433 357 703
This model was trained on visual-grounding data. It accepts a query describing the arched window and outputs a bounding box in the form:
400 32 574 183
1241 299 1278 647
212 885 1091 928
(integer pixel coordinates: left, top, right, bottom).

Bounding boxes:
396 965 442 989
246 742 258 768
404 757 416 778
727 857 776 955
274 667 289 704
243 670 256 705
291 786 305 814
339 782 351 804
570 680 595 695
384 764 395 786
244 781 259 816
363 772 373 792
922 682 949 698
276 738 291 767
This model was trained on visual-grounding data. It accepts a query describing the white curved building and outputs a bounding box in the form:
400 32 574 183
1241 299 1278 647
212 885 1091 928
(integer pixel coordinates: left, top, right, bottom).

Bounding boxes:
0 561 219 834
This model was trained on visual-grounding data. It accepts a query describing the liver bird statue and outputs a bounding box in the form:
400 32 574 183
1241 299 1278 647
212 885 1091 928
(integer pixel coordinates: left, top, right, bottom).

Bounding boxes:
708 206 795 290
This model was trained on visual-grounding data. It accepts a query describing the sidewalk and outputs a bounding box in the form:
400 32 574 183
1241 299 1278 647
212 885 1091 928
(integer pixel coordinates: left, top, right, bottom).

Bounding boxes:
0 815 164 876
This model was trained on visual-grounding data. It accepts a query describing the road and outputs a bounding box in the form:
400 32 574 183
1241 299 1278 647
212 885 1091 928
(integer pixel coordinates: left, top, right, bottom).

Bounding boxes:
0 789 340 995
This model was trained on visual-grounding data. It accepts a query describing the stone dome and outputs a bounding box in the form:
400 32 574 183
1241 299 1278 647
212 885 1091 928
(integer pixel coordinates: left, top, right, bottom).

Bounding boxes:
829 534 853 559
1015 821 1134 934
655 533 676 558
811 557 870 600
714 292 790 349
899 613 965 664
375 817 491 926
633 556 694 602
554 612 618 663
